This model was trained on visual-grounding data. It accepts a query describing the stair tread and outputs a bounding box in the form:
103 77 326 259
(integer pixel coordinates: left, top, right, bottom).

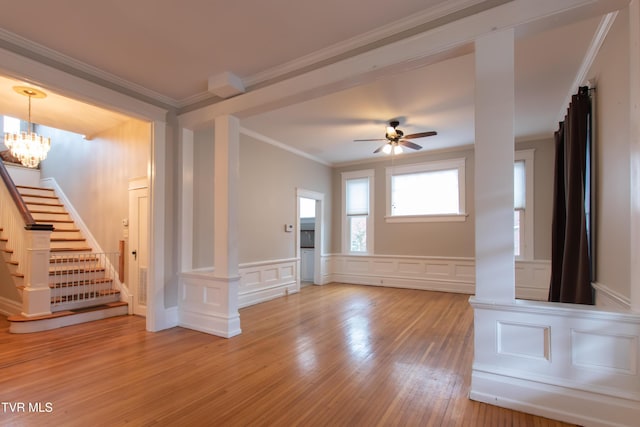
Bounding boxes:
20 194 59 200
16 185 55 192
51 237 86 242
50 247 93 252
25 202 64 207
29 210 69 214
7 301 127 322
52 228 80 232
35 219 73 223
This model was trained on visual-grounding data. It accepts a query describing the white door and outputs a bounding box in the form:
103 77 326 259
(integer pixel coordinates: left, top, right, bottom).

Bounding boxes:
128 185 149 316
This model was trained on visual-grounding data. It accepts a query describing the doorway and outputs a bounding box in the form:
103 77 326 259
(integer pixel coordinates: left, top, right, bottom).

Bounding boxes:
128 178 149 316
296 189 324 286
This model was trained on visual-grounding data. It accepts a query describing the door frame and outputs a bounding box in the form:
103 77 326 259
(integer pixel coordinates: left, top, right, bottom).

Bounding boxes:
128 177 149 316
296 188 324 285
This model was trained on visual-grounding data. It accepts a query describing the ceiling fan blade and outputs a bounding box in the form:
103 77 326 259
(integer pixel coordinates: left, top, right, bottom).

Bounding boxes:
354 138 386 142
402 131 437 139
373 144 387 153
399 140 422 150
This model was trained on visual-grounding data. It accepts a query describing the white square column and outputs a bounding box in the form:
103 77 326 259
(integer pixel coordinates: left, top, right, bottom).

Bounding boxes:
214 115 240 279
474 29 516 302
211 114 241 336
630 0 640 313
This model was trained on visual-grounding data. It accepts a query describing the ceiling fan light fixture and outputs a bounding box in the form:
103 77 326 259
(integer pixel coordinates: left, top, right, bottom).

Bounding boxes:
385 126 397 139
382 143 392 154
393 145 403 155
4 86 51 168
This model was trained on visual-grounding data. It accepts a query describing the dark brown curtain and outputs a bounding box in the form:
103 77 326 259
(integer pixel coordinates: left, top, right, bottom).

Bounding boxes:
549 86 593 304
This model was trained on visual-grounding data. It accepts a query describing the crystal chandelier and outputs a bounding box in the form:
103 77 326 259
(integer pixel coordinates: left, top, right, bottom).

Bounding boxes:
4 86 51 168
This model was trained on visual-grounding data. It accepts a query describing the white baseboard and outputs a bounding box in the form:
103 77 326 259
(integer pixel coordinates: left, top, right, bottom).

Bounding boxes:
327 254 550 298
471 369 640 427
179 309 241 338
0 296 21 316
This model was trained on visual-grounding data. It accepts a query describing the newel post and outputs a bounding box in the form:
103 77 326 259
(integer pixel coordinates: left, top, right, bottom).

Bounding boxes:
21 228 53 317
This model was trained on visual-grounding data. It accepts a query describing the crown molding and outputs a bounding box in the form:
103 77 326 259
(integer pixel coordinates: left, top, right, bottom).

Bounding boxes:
244 0 492 88
176 0 498 109
0 27 179 108
240 126 331 167
557 11 618 121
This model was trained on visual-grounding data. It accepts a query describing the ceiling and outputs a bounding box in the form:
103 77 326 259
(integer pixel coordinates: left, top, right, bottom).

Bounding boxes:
0 0 613 164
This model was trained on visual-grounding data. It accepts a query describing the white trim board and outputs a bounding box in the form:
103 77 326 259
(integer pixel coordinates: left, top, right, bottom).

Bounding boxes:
328 254 551 300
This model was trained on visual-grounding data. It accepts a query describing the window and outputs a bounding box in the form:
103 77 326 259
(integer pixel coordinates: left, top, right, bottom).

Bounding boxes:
3 116 21 135
515 149 534 259
342 170 374 254
385 158 466 222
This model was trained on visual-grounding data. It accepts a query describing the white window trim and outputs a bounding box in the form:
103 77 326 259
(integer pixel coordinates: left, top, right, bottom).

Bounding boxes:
515 149 535 260
385 158 466 223
342 169 374 254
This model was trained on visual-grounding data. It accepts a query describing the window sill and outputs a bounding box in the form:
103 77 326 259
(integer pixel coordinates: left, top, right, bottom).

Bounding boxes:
385 213 468 223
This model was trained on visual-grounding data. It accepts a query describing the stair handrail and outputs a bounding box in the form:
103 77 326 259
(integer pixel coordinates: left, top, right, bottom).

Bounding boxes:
0 161 53 231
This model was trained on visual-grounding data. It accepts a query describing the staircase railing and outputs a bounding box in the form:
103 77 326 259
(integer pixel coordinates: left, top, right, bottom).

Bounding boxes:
49 251 119 311
0 161 54 317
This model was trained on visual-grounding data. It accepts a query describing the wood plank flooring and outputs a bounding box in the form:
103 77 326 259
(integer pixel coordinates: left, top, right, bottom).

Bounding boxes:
0 283 577 426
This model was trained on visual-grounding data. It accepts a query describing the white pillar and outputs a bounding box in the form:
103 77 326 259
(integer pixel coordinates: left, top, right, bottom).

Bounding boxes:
629 0 640 313
21 229 52 317
180 127 194 273
212 114 241 336
474 29 516 302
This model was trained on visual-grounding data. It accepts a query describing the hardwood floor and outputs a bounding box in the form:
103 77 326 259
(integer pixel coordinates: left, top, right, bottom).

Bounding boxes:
0 283 577 426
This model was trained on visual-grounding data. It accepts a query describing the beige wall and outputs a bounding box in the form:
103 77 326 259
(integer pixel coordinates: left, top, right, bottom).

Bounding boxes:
587 7 631 298
332 140 554 259
333 148 476 257
40 119 150 256
192 128 333 267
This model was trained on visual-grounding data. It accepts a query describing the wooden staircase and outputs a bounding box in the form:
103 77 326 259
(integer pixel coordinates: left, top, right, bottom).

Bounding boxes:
3 185 128 333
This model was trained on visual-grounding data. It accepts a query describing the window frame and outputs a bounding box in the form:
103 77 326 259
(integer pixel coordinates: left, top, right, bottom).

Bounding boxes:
342 169 374 254
515 149 535 260
385 158 467 223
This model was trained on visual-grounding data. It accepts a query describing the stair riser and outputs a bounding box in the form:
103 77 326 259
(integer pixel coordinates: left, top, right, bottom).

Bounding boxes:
51 231 83 239
17 188 56 198
31 212 72 222
51 283 114 298
49 222 77 230
21 195 60 204
50 241 89 250
49 271 109 284
51 293 121 312
27 204 67 213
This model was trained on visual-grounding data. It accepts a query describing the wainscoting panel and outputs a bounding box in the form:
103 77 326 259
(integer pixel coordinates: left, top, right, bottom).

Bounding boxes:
470 298 640 426
330 255 475 294
238 258 298 308
178 270 241 338
328 255 551 298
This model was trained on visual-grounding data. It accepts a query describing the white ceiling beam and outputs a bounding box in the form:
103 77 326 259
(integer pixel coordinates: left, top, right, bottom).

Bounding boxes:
178 0 627 130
